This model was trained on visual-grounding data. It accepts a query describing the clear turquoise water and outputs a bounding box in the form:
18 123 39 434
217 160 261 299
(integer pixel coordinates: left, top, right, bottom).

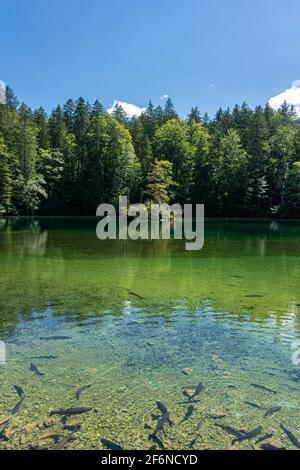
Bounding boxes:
0 217 299 450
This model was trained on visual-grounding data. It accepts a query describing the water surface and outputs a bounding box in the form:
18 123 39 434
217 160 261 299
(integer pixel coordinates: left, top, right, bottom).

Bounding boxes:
0 218 299 450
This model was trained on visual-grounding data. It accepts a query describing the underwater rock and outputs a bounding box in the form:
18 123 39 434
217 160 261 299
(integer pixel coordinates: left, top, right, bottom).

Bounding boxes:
144 423 152 431
101 438 123 450
19 434 27 445
264 406 282 417
3 426 17 440
25 422 39 433
11 396 25 415
182 368 193 376
75 384 92 400
189 382 205 400
280 423 300 449
43 416 57 428
36 438 54 448
185 388 195 397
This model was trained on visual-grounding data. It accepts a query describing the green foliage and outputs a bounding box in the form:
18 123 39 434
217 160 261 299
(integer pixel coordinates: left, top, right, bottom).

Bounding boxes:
153 119 194 202
218 130 250 215
145 160 174 204
13 173 46 215
0 87 299 217
36 148 64 213
85 113 138 209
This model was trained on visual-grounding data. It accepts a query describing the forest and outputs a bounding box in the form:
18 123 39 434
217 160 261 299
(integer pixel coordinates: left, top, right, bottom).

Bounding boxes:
0 86 299 218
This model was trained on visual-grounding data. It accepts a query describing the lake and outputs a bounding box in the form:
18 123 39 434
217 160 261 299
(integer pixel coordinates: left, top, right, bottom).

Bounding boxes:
0 217 300 450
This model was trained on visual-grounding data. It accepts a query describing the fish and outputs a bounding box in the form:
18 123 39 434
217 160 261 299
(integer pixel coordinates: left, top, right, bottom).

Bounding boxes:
215 423 245 438
264 406 282 417
209 414 226 420
128 291 145 300
101 438 123 450
261 443 286 451
11 396 25 415
280 424 300 449
151 414 160 421
63 424 81 432
149 434 165 450
232 426 262 445
45 303 63 307
244 401 261 409
256 433 274 444
189 382 205 400
153 412 172 435
30 363 45 376
0 417 10 427
14 385 24 398
229 275 245 279
31 355 58 360
250 383 276 394
156 401 168 415
75 384 92 400
29 444 51 450
50 407 95 416
40 336 71 341
51 432 76 450
180 405 194 424
245 294 263 299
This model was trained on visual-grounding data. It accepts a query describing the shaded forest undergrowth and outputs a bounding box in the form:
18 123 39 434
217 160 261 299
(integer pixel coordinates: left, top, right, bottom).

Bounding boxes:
0 87 299 218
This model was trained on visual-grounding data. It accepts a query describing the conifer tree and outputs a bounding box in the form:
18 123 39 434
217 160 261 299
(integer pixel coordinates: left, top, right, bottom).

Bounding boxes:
0 136 13 214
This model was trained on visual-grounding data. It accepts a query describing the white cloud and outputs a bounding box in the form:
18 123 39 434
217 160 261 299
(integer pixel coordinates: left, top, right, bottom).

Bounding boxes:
107 100 146 118
269 81 300 116
0 80 6 104
160 94 169 101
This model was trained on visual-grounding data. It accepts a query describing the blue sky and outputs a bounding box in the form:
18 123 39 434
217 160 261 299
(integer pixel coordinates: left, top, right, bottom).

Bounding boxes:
1 0 300 117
